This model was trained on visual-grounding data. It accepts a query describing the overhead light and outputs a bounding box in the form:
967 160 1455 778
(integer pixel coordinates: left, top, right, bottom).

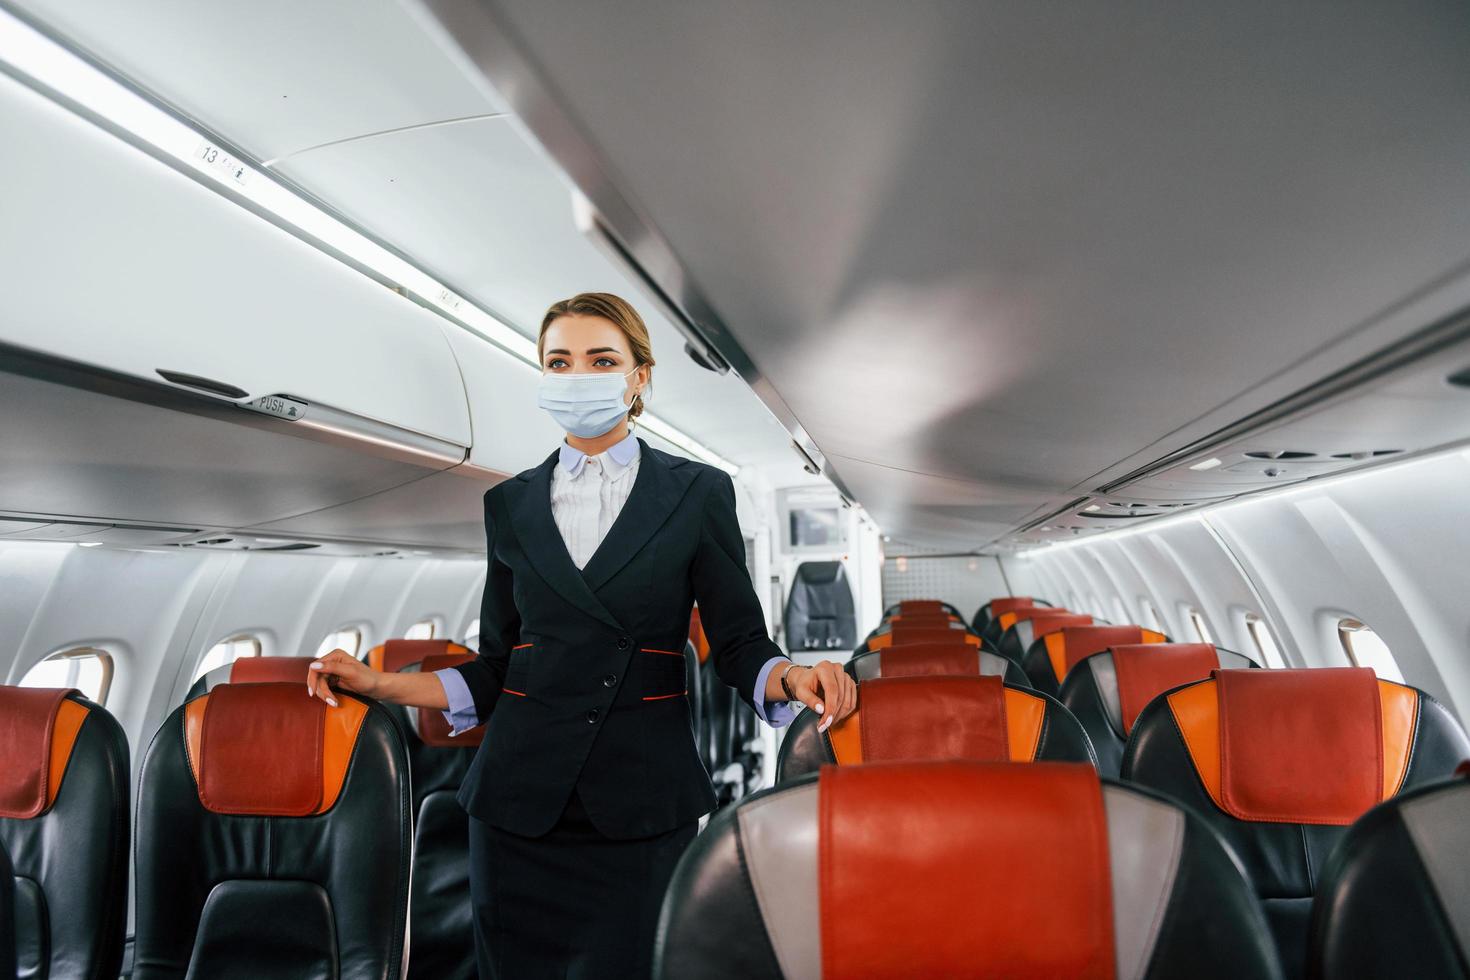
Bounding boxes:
76 541 103 547
1083 504 1102 512
1189 457 1224 471
0 7 735 474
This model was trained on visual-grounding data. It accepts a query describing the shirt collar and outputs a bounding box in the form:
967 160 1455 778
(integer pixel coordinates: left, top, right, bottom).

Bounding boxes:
558 430 640 478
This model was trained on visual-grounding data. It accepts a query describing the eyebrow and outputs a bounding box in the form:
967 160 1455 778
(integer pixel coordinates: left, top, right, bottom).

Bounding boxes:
543 347 624 356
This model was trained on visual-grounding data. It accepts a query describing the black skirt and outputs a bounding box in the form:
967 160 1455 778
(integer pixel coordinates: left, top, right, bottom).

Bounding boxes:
468 786 698 980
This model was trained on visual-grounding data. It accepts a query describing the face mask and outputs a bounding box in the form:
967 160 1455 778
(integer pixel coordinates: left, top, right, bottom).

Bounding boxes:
537 368 640 438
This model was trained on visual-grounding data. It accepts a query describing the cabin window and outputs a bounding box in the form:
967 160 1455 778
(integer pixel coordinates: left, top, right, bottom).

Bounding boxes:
20 647 114 705
464 618 481 651
1188 609 1214 644
1338 619 1404 683
194 634 261 681
1110 596 1130 626
1245 614 1286 668
315 627 362 659
405 619 437 641
1141 600 1164 634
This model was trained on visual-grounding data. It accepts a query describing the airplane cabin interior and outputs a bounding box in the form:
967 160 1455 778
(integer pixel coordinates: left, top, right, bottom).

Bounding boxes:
2 2 1470 978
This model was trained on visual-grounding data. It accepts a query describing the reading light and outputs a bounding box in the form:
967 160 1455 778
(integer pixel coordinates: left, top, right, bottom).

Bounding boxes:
0 7 737 474
1188 457 1224 471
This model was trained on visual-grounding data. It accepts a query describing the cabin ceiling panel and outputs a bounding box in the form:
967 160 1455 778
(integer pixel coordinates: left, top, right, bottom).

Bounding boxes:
248 465 499 552
822 452 1064 550
11 0 504 160
453 0 1470 547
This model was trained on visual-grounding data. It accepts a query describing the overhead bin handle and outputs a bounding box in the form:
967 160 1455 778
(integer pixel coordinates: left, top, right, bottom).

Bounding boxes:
156 369 248 399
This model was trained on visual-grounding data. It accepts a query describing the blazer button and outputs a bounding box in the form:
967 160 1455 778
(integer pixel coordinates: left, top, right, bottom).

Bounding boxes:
617 637 630 650
586 708 600 724
603 674 617 688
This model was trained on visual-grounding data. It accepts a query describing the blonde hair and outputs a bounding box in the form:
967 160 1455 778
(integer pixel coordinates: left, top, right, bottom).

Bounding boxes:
538 292 656 420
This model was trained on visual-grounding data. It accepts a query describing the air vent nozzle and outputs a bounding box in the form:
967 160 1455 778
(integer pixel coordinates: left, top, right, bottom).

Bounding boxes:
1244 450 1316 460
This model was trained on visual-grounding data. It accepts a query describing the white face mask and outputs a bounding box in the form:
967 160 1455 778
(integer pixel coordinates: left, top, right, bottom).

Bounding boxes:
537 367 640 438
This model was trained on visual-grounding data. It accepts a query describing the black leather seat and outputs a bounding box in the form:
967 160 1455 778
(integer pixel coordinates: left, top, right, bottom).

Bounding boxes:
995 609 1092 662
1062 642 1257 776
134 682 412 979
1124 667 1470 979
777 675 1094 781
657 760 1283 979
880 598 965 621
0 838 13 980
0 686 129 980
392 644 485 980
784 560 857 651
858 622 985 657
1021 623 1170 697
186 654 316 699
365 637 473 674
975 595 1052 640
1310 769 1470 980
846 641 1031 688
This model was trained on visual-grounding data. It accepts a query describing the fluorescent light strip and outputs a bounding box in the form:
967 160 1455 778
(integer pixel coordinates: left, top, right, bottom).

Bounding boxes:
0 7 736 474
1021 444 1470 557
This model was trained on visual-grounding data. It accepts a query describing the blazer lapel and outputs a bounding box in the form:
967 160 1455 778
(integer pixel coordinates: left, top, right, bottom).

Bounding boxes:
505 450 623 630
580 439 700 593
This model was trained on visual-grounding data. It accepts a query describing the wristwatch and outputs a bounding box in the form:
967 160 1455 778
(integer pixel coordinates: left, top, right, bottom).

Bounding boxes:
779 661 803 702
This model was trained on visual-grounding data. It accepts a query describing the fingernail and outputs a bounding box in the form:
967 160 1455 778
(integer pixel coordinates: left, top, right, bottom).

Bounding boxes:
815 703 824 714
310 662 324 670
326 698 338 707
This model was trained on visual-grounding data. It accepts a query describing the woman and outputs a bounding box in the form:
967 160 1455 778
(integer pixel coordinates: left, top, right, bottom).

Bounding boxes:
308 292 857 979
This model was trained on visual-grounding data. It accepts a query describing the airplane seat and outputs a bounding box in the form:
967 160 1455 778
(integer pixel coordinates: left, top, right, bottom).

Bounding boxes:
365 638 471 673
846 641 1031 688
656 760 1283 979
783 561 857 651
775 675 1095 782
1062 643 1257 776
995 609 1093 662
1022 624 1169 697
683 639 703 754
699 653 741 804
881 598 964 620
730 695 764 797
133 683 411 979
186 654 318 700
1309 768 1470 980
393 650 483 980
1123 667 1470 979
862 624 983 655
0 686 129 980
976 595 1050 639
0 838 12 980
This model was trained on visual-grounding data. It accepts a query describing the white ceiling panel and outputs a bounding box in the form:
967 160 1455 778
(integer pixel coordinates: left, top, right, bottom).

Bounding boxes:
12 0 505 160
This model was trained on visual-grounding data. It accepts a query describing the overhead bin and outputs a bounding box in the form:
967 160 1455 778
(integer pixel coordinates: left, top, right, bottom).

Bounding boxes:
0 68 473 453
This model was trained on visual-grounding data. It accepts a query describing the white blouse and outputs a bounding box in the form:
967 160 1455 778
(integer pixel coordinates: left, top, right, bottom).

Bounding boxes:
549 431 642 568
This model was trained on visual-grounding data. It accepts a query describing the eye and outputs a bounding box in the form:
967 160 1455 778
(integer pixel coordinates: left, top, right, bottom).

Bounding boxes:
546 357 569 370
594 356 618 368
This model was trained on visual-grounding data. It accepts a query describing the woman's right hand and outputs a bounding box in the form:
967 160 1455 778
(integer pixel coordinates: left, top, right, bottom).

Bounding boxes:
307 648 381 707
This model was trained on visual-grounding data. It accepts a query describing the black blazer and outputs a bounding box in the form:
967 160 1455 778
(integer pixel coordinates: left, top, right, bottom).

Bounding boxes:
452 438 785 839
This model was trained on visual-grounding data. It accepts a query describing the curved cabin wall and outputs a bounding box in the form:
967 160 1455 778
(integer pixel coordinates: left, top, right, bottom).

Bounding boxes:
1004 447 1470 722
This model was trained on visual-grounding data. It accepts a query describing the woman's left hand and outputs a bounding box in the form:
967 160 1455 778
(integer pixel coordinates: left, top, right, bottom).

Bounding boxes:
787 661 858 733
